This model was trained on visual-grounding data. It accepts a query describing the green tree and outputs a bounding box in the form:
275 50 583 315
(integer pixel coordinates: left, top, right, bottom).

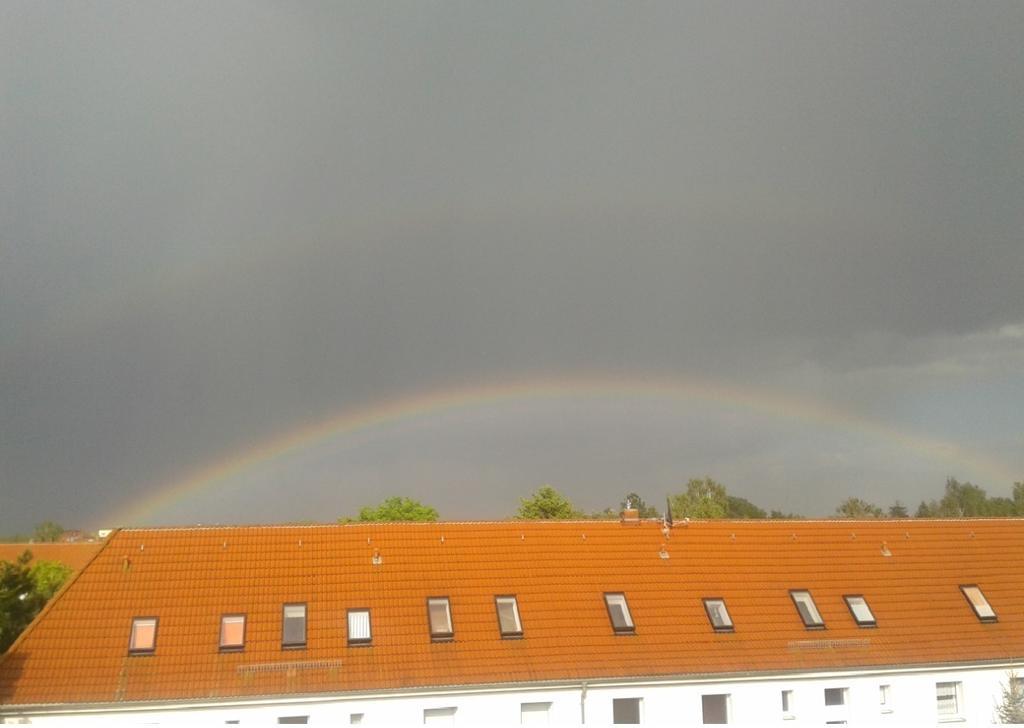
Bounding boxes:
726 495 767 519
996 672 1024 724
516 485 582 520
348 497 438 522
916 500 936 518
888 501 909 518
0 552 73 652
620 493 660 518
1012 482 1024 516
669 478 729 519
769 509 803 519
32 521 64 543
835 497 884 518
29 560 73 601
936 478 990 517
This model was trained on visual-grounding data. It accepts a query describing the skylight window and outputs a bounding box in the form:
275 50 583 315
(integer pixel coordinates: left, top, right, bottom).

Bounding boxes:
347 609 371 646
843 595 877 627
960 585 997 622
790 590 825 629
427 597 454 641
129 617 158 654
604 592 635 633
219 614 246 651
495 595 523 637
703 598 734 632
282 604 307 648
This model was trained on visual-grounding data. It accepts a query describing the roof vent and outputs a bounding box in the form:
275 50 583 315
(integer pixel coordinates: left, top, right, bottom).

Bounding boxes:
880 542 892 557
658 544 669 559
371 549 382 566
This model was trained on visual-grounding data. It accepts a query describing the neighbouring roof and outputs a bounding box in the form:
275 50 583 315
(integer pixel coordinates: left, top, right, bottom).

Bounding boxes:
2 519 1024 707
0 543 103 572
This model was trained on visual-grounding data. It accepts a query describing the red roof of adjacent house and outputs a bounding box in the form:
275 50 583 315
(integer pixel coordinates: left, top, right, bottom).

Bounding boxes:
0 543 103 572
2 519 1024 707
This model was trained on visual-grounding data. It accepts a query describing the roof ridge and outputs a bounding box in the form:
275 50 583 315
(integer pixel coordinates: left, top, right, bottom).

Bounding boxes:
114 516 1024 532
0 528 119 664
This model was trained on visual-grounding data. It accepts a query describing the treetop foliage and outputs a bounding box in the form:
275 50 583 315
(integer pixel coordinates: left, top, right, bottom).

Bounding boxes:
1 551 72 652
345 497 439 523
835 497 884 519
516 485 582 520
32 521 65 543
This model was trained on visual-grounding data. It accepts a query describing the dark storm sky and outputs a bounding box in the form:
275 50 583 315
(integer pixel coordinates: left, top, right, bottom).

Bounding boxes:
2 2 1022 530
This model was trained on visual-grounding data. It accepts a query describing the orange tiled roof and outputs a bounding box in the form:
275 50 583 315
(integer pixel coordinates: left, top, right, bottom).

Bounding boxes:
3 519 1024 706
0 543 103 572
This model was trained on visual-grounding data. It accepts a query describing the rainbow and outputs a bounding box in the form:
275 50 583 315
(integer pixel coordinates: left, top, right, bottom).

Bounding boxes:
107 373 1016 526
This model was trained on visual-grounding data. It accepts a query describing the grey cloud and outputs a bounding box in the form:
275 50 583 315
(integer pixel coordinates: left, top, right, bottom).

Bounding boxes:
2 2 1022 531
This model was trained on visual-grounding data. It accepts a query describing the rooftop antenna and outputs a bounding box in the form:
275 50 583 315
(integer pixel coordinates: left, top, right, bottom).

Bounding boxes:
664 496 674 529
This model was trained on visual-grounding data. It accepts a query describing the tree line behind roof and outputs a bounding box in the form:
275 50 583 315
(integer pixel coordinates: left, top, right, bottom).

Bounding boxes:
338 477 1024 523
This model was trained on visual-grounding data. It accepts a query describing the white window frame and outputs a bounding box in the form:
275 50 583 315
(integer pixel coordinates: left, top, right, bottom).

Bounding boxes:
423 706 457 724
824 687 848 707
960 585 997 622
790 590 825 629
129 616 158 654
843 595 876 627
347 608 372 645
703 598 734 632
781 689 794 718
612 697 642 724
282 603 307 648
604 592 636 633
936 681 962 721
219 614 246 651
495 595 523 637
427 597 454 641
701 693 730 724
520 701 551 725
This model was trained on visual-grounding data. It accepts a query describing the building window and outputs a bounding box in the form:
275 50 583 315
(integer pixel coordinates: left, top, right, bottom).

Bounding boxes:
520 702 551 725
219 614 245 651
347 608 372 646
282 604 306 648
843 595 876 627
936 682 961 720
790 590 825 629
277 717 309 725
824 688 847 706
427 597 454 641
960 585 997 622
604 593 635 634
495 595 523 637
702 694 729 724
703 598 734 632
129 617 158 654
612 697 641 724
349 715 364 725
423 707 456 725
781 689 794 714
879 684 891 706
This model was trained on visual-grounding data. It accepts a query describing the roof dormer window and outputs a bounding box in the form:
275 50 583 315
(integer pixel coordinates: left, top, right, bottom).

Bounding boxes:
282 604 307 648
604 592 635 634
129 617 158 654
960 585 997 622
843 595 876 627
790 590 825 629
495 595 523 638
427 597 454 641
219 614 246 651
703 598 734 632
347 609 372 646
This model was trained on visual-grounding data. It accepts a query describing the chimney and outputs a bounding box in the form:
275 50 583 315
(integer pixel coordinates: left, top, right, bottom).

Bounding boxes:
621 507 640 524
